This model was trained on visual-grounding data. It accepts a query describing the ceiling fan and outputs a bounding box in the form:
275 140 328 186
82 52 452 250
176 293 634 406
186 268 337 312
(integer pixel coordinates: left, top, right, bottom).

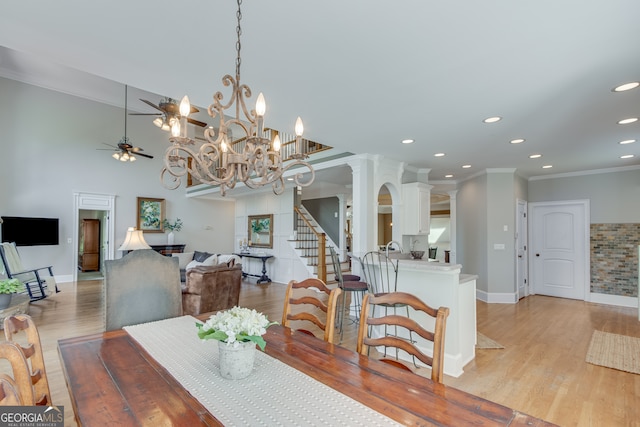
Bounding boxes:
99 85 153 162
130 97 208 131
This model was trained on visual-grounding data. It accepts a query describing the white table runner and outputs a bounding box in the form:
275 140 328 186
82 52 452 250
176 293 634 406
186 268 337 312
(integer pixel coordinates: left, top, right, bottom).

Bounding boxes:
124 316 402 426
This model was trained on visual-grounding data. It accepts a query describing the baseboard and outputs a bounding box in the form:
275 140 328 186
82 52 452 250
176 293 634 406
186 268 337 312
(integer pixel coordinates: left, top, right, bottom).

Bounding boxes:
56 274 74 284
476 289 518 304
589 292 638 308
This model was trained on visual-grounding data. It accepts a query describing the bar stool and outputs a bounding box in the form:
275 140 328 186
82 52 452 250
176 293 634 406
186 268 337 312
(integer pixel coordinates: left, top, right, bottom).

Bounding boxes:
329 247 369 341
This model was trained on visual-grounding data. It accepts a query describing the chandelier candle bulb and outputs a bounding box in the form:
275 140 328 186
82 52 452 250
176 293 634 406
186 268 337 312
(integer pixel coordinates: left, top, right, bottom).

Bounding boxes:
295 117 304 154
256 93 266 116
273 134 281 151
179 96 191 117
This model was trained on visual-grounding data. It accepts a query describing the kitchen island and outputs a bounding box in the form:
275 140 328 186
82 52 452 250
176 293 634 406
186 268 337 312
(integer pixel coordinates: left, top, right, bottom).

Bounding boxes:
384 258 477 377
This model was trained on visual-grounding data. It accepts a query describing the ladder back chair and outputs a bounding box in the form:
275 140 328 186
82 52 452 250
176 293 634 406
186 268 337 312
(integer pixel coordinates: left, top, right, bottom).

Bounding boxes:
329 247 369 341
282 278 342 344
360 251 418 362
3 314 51 405
357 292 450 383
0 374 22 406
0 341 35 405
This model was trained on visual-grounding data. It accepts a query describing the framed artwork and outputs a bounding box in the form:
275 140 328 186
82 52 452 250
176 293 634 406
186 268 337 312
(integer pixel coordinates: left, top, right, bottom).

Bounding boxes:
248 214 273 248
136 197 165 233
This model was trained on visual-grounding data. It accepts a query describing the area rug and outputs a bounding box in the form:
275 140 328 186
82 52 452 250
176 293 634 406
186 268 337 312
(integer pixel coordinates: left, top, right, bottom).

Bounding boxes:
586 330 640 375
476 332 504 349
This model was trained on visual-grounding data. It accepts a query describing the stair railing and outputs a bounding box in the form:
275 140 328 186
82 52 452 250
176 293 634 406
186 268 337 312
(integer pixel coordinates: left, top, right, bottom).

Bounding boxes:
294 205 327 283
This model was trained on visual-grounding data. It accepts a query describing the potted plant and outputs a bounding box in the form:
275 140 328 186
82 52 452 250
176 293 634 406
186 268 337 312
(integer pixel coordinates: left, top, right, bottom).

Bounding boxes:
196 306 277 379
162 218 183 245
0 278 23 309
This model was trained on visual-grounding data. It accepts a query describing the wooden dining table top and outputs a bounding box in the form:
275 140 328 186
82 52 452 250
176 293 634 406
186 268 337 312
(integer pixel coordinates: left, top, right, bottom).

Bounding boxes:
58 317 556 427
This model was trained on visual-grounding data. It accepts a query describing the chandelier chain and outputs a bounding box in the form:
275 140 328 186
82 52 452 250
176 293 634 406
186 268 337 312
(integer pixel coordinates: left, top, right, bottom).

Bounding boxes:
235 0 243 82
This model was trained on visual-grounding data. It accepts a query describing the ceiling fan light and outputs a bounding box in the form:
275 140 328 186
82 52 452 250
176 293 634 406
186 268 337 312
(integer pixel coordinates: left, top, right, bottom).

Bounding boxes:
161 121 171 132
153 117 163 127
112 152 120 160
129 155 136 162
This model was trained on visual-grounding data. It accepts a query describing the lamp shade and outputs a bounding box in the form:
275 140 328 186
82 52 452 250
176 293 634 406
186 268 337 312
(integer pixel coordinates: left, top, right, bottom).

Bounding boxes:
118 227 151 251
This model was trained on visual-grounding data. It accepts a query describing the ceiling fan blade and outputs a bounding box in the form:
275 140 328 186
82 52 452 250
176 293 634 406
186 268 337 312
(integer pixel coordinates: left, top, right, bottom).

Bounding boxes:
139 99 163 112
187 117 208 127
134 152 154 159
129 112 161 116
96 148 117 151
101 142 118 148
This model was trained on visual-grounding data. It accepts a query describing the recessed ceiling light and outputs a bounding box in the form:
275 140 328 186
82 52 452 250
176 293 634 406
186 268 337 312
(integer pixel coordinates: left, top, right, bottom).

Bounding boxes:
619 139 636 145
434 153 445 157
542 165 553 169
529 154 542 159
445 174 453 178
401 139 414 144
483 116 502 123
612 82 640 92
618 118 638 125
510 138 525 144
462 164 471 169
620 154 635 159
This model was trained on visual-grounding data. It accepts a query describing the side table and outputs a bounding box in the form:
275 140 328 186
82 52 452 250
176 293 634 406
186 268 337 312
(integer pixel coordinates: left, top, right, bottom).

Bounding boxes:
233 253 274 284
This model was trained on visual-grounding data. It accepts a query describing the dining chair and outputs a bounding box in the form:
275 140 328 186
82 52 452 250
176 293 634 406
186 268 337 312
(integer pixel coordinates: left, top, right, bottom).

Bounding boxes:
329 247 369 340
360 250 416 362
281 278 342 344
3 314 51 405
357 292 450 383
0 374 21 406
0 341 35 405
104 249 183 331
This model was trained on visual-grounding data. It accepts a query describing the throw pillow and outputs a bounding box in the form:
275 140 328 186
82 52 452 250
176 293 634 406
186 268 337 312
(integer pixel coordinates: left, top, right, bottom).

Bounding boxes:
172 252 195 270
193 251 214 262
185 254 218 271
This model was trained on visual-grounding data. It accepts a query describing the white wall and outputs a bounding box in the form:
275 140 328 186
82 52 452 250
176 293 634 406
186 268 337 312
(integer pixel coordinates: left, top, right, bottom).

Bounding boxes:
234 189 309 284
0 77 235 281
528 167 640 223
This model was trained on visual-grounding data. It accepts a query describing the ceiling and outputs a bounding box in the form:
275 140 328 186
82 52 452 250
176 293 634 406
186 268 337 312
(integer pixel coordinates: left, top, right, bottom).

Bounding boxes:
1 1 639 185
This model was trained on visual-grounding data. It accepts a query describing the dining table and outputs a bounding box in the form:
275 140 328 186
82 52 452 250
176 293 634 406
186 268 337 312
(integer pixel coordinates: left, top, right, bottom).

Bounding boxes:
58 314 556 426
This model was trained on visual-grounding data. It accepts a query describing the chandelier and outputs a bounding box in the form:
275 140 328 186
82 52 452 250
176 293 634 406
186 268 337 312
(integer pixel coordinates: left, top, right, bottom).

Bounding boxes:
160 0 315 196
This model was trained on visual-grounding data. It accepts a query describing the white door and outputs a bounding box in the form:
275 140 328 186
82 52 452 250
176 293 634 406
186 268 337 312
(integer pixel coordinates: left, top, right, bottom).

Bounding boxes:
516 200 528 299
529 200 589 300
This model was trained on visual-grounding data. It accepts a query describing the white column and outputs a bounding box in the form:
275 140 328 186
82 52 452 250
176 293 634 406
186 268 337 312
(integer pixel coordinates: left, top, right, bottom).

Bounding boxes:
348 156 375 258
448 190 458 264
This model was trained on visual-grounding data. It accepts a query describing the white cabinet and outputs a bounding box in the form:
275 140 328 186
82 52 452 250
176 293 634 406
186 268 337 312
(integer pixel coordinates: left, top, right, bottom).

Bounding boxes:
402 182 432 235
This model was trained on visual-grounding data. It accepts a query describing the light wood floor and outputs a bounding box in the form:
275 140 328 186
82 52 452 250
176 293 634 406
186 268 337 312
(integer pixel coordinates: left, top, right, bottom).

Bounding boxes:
3 279 640 427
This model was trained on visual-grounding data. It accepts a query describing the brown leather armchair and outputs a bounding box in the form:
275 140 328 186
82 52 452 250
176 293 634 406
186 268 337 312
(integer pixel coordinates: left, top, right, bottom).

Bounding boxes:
182 263 242 316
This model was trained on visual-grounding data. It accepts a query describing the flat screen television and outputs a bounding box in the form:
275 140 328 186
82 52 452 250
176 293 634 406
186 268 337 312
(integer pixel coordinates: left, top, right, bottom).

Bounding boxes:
1 216 59 246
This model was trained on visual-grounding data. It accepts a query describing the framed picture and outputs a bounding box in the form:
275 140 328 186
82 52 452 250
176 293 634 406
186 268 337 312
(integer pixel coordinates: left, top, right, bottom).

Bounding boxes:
248 214 273 248
136 197 165 233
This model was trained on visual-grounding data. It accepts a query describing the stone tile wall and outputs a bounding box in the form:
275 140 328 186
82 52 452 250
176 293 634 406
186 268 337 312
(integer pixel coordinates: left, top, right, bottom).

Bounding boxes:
590 223 639 297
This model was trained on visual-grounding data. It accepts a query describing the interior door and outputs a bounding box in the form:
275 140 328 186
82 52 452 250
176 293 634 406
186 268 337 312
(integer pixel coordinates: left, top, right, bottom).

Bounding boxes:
529 200 589 300
516 200 528 299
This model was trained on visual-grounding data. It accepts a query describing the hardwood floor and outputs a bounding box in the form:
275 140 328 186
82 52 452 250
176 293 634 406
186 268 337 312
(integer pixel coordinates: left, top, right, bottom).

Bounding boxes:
3 279 640 426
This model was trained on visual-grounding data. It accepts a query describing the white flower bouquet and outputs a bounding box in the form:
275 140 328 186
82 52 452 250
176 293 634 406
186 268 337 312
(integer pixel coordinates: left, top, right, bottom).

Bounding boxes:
196 306 277 351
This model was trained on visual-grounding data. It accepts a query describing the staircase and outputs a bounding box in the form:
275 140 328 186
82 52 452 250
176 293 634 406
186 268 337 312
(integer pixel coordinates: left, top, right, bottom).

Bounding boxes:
290 205 353 285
